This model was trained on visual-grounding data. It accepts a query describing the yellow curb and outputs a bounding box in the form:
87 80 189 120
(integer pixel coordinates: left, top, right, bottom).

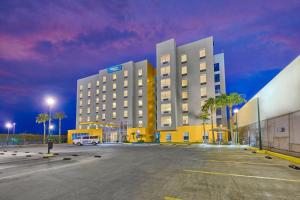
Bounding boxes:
164 196 182 200
43 153 54 157
249 147 300 164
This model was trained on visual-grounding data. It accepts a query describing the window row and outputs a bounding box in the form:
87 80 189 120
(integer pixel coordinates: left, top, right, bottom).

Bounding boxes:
159 62 207 78
78 109 144 120
160 49 206 65
161 115 189 127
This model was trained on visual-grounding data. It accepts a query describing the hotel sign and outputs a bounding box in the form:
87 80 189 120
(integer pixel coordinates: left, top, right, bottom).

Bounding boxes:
106 65 122 74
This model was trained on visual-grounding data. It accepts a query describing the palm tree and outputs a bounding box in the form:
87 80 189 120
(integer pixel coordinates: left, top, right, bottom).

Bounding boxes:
131 132 136 141
199 112 210 143
36 113 49 144
202 98 216 143
54 112 67 143
226 93 246 143
215 94 228 141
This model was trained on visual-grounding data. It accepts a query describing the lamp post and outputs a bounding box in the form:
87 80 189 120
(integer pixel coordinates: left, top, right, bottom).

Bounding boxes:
45 97 55 136
234 108 239 144
5 122 13 145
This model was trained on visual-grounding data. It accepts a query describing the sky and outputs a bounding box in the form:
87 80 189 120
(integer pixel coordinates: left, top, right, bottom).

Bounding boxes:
0 0 300 134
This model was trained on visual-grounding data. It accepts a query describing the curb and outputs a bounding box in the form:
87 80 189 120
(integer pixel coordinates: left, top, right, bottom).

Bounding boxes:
43 153 54 157
249 147 300 164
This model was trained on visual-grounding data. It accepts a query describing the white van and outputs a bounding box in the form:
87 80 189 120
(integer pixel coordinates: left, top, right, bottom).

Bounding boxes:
73 136 100 146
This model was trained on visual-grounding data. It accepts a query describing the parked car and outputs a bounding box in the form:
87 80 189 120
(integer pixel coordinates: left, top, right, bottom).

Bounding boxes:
73 136 100 146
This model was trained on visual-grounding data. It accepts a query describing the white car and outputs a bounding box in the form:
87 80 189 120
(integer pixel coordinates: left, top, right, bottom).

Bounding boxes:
73 136 100 146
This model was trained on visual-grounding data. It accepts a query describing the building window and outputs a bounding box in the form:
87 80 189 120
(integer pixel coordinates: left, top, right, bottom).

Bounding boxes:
138 110 143 117
214 63 220 72
112 102 116 109
183 132 189 141
182 103 188 113
124 100 128 108
88 82 91 89
96 89 100 95
79 108 83 114
216 108 222 116
96 97 99 104
124 70 128 77
161 90 171 101
87 116 90 122
199 49 206 58
160 54 170 64
138 99 143 107
88 91 91 97
112 112 116 119
200 87 207 98
215 74 220 83
124 90 128 98
138 79 143 86
138 68 143 76
166 133 171 142
87 99 91 105
96 106 99 113
182 79 188 88
79 100 83 106
112 83 117 90
112 74 117 80
181 54 187 63
216 118 222 126
181 66 187 75
102 113 106 120
161 116 172 127
87 107 90 114
161 66 170 77
96 114 99 121
102 85 106 92
161 78 170 89
200 62 206 72
124 80 128 88
138 120 143 127
79 117 82 122
183 115 189 125
102 94 106 101
102 104 106 111
182 91 188 100
96 81 100 87
79 93 83 98
201 100 205 107
215 85 221 94
161 103 171 114
79 85 83 90
102 76 106 83
124 110 128 118
200 74 207 85
138 89 143 97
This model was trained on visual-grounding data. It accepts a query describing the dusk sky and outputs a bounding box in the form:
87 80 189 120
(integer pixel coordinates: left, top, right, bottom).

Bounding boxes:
0 0 300 134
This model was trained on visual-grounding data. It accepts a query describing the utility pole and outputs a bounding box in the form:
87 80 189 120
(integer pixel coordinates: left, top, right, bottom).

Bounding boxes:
257 98 262 150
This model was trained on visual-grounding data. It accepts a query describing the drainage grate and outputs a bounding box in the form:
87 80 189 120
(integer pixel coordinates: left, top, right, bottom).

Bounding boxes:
12 154 16 156
72 154 79 157
0 153 4 155
252 151 257 154
265 156 272 159
244 148 248 150
53 153 59 155
63 157 71 160
38 152 43 154
289 164 300 170
26 155 32 157
94 155 102 158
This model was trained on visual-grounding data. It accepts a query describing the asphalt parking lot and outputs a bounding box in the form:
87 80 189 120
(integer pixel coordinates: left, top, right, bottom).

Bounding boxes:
0 144 299 200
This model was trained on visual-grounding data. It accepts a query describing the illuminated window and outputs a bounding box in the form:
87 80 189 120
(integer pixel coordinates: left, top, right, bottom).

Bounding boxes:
96 89 100 94
182 79 188 88
96 114 99 120
124 70 128 77
112 74 117 80
161 66 170 76
161 116 172 127
201 100 205 107
124 110 128 118
138 68 143 76
102 85 106 92
87 116 90 122
79 93 83 98
102 113 105 120
199 49 206 58
88 91 91 97
138 79 143 86
79 108 83 114
201 87 207 97
182 103 188 112
183 132 189 141
79 117 82 122
181 66 187 75
96 81 100 86
138 89 143 97
182 115 189 125
161 78 170 89
102 94 106 101
138 120 143 127
161 103 171 113
181 54 187 63
160 54 170 64
96 106 99 113
113 92 117 100
124 100 128 108
124 80 128 87
200 74 207 84
138 100 143 107
96 97 99 103
112 102 116 109
161 90 171 101
112 112 116 119
166 133 171 141
124 90 128 97
102 103 106 110
79 125 82 129
87 99 91 105
182 91 188 100
112 83 116 90
79 85 83 90
200 62 206 71
88 82 91 89
102 76 106 83
87 107 90 114
138 110 143 117
80 100 83 106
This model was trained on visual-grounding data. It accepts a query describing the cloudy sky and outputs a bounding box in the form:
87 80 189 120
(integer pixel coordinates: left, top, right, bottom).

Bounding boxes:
0 0 299 134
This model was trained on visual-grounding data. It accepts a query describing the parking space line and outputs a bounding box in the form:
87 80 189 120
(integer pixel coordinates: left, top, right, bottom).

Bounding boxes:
201 159 283 166
184 170 300 183
164 196 182 200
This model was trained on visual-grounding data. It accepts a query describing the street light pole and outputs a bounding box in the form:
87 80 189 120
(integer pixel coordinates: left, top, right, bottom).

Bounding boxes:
233 108 239 145
45 97 55 137
5 122 12 145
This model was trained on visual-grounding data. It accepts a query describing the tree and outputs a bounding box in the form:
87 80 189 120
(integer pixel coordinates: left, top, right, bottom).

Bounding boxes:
36 113 49 144
202 98 217 143
226 93 246 143
54 112 67 143
215 94 228 141
131 132 136 141
199 112 210 143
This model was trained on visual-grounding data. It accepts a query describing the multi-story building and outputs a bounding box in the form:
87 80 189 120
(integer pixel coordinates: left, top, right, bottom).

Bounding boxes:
68 60 156 143
156 36 227 143
68 36 227 144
